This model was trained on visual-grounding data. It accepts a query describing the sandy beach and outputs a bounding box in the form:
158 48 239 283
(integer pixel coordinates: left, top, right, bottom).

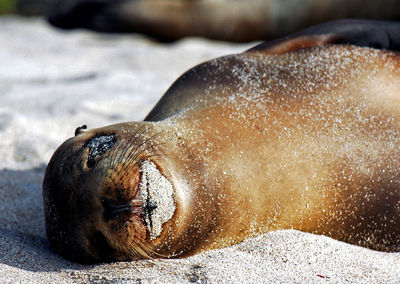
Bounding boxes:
0 16 399 283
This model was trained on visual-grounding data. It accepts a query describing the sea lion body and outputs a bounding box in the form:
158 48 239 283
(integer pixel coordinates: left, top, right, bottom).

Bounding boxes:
43 25 400 263
47 0 400 42
149 45 400 253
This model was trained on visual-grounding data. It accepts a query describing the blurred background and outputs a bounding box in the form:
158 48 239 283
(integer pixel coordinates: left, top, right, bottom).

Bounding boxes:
2 0 400 42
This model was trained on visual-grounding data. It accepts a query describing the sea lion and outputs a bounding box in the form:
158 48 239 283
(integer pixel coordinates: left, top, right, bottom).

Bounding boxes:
43 20 400 263
47 0 400 42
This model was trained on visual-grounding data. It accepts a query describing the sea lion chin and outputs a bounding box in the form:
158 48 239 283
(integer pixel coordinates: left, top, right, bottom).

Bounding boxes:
43 20 400 263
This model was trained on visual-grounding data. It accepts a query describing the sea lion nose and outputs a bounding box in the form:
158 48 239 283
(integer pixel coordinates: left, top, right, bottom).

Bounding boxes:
101 198 132 222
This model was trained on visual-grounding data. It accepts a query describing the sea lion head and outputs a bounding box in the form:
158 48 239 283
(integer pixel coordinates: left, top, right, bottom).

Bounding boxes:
42 122 177 263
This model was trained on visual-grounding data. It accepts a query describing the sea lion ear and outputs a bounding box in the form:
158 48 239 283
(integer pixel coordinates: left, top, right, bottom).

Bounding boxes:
248 19 400 54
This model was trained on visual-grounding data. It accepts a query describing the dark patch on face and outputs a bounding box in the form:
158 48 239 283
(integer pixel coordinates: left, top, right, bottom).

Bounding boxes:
89 230 115 261
86 134 116 168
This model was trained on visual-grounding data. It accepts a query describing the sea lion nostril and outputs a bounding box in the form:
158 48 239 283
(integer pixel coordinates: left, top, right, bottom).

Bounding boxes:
86 134 116 168
101 198 132 222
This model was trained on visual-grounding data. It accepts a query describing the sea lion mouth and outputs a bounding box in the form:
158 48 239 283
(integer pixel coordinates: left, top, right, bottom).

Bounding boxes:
100 197 144 222
101 198 132 222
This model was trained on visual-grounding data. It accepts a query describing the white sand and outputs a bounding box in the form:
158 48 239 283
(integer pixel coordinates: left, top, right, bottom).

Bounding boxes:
0 16 399 283
139 160 175 240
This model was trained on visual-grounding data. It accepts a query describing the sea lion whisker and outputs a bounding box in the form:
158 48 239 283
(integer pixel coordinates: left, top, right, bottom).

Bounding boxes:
123 241 138 260
106 133 134 170
128 238 153 260
112 135 140 169
118 137 141 164
111 146 143 184
111 132 162 183
140 152 164 161
122 132 161 164
110 124 147 169
130 131 162 154
108 141 128 171
114 137 160 183
108 142 123 168
125 239 146 260
122 152 165 180
115 131 154 168
125 218 168 259
134 236 167 258
118 143 142 169
115 148 151 184
113 146 138 178
121 241 138 260
125 146 149 167
129 249 142 261
114 164 141 186
124 133 163 166
107 143 142 183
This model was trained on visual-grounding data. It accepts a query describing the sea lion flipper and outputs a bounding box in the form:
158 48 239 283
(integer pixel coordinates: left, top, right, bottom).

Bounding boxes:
246 34 339 55
248 19 400 54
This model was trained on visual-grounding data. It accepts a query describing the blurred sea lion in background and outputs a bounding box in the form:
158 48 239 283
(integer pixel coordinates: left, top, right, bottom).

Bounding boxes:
43 19 400 263
46 0 400 42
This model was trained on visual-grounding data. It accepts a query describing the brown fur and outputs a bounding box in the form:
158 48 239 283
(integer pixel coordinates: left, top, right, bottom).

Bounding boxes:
43 43 400 263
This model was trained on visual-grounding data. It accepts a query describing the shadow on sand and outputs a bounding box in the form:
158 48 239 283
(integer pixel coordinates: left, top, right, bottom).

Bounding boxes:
0 167 89 272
